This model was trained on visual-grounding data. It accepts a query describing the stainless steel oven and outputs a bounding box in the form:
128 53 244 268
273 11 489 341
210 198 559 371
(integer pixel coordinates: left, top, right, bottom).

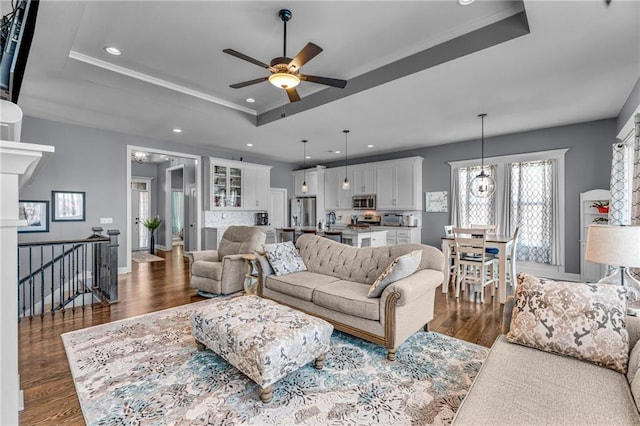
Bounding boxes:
352 194 376 210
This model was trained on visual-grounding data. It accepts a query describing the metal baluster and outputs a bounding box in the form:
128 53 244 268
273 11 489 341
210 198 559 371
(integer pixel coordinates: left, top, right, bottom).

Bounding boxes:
40 246 45 317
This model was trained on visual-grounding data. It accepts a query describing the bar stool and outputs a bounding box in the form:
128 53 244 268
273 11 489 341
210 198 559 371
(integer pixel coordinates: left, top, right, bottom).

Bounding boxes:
301 229 317 235
324 230 343 243
280 228 295 243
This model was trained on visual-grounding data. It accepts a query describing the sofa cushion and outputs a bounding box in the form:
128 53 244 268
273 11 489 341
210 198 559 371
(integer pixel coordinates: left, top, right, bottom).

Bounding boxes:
265 271 340 301
191 261 223 281
507 273 629 374
313 280 380 321
453 335 640 425
263 242 307 276
367 250 422 298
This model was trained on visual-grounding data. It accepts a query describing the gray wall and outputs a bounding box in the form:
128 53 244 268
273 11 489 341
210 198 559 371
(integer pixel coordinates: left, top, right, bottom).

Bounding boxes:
323 119 617 274
618 77 640 134
19 116 295 267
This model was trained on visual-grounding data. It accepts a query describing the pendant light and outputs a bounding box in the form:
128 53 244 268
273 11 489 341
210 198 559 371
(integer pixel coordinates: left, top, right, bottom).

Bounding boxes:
342 130 350 190
470 113 495 198
301 139 308 194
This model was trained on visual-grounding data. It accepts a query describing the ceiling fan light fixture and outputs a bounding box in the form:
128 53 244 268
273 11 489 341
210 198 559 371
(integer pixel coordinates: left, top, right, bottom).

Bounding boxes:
268 73 300 89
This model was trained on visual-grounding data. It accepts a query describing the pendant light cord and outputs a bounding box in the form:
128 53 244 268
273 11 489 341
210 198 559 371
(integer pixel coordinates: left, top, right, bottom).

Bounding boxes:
479 113 486 170
343 130 349 179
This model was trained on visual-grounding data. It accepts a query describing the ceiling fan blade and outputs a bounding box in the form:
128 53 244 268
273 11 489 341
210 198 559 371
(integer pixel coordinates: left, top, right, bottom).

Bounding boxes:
300 74 347 89
229 77 269 89
286 87 301 103
223 49 272 70
288 42 323 71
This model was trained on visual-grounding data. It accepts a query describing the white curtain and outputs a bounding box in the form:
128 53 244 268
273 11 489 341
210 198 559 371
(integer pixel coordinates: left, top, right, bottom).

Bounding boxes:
450 169 461 227
498 165 512 237
632 114 640 279
551 159 562 266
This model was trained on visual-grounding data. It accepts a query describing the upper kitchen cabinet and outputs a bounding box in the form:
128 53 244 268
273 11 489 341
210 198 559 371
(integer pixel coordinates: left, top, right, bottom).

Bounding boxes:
293 166 325 197
204 157 271 210
375 157 423 210
324 167 351 210
244 164 272 210
351 165 376 196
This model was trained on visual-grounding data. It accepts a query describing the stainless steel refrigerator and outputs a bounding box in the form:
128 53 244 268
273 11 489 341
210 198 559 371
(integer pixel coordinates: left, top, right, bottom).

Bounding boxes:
290 197 316 228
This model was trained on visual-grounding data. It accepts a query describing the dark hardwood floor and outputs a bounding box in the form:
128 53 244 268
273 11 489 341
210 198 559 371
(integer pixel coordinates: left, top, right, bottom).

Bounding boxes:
18 247 504 425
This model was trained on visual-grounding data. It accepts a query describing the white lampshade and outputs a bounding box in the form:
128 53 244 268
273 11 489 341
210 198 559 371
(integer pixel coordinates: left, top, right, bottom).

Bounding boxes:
585 225 640 267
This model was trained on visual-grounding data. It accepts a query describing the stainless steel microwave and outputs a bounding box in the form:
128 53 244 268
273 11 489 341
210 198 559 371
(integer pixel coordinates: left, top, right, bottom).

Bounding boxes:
353 194 376 210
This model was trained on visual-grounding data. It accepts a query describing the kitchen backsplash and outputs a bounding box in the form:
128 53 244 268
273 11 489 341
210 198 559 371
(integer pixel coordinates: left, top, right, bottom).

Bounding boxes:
204 210 267 227
327 209 422 226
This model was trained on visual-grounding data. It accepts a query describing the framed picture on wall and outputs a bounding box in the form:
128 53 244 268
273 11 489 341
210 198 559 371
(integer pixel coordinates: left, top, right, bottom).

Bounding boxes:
18 200 49 233
52 190 85 222
425 191 448 213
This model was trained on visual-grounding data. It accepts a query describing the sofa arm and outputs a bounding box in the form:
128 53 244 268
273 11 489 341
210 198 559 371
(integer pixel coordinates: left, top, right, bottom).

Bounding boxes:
187 250 219 265
383 269 444 307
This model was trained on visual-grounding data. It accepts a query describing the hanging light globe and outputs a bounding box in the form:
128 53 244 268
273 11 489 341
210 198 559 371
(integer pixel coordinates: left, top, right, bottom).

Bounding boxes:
471 169 495 198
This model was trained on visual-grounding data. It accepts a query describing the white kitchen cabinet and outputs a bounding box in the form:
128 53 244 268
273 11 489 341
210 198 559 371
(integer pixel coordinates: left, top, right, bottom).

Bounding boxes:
375 157 422 210
243 164 272 210
205 158 244 209
324 167 351 210
381 227 422 245
580 189 610 282
293 169 319 197
351 165 376 196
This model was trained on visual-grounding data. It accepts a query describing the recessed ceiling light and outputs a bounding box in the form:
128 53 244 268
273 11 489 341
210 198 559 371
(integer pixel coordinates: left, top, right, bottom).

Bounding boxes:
246 98 255 103
104 46 122 56
335 150 341 154
367 144 374 148
246 143 254 147
458 0 475 5
172 128 182 133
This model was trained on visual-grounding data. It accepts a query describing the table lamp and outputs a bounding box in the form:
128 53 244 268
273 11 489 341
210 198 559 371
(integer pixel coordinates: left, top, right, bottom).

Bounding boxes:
585 224 640 315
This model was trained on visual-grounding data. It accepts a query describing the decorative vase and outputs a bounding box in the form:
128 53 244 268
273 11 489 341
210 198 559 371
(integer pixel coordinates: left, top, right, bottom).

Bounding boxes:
149 232 155 254
596 206 609 214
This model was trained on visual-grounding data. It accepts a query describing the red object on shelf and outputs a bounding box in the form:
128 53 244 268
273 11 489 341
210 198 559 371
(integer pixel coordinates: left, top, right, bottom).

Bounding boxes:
596 206 609 214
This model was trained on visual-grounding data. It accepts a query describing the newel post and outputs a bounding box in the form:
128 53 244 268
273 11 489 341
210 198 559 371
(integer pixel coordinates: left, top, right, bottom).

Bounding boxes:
107 229 120 303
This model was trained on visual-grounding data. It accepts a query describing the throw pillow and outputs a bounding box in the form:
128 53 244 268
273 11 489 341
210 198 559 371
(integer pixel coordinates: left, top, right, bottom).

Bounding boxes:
507 273 629 373
367 250 422 298
263 242 307 276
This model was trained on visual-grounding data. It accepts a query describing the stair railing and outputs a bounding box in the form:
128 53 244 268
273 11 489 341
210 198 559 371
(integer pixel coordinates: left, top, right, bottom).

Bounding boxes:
17 227 119 321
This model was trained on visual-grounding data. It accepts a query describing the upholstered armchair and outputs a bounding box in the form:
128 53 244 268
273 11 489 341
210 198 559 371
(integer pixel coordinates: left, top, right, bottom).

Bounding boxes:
188 226 266 295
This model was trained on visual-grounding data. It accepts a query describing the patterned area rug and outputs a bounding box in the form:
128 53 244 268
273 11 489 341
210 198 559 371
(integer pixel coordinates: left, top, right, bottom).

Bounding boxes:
62 300 488 425
132 251 164 263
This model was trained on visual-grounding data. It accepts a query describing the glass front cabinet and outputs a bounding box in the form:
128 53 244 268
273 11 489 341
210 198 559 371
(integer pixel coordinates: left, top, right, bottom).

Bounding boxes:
208 159 243 209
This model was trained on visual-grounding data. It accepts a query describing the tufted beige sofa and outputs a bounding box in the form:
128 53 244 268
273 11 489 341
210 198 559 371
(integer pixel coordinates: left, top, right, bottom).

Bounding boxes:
255 234 445 360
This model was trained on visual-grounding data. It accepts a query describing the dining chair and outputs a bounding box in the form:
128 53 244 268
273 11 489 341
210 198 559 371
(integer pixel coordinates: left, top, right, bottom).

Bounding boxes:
324 230 343 243
444 225 457 291
280 227 296 243
453 227 497 303
470 224 498 234
505 227 520 289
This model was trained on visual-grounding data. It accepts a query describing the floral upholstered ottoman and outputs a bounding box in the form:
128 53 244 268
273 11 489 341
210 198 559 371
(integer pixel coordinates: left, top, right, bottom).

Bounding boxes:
190 295 333 403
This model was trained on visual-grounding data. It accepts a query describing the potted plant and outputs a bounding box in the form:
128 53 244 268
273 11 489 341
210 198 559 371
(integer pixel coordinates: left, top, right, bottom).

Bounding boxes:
142 216 162 254
590 201 609 214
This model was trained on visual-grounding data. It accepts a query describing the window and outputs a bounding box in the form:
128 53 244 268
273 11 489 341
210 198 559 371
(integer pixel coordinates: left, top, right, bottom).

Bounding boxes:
511 160 553 264
457 165 496 227
450 149 567 274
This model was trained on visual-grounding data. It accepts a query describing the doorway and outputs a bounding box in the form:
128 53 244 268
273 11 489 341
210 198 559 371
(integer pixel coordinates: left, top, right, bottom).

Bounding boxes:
126 145 202 273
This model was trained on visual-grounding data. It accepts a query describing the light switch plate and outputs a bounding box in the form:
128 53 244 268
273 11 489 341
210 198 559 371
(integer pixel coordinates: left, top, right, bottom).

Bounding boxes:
100 218 113 224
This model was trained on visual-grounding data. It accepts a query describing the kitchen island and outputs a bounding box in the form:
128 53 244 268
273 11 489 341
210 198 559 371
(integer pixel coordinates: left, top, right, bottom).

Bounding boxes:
281 228 388 247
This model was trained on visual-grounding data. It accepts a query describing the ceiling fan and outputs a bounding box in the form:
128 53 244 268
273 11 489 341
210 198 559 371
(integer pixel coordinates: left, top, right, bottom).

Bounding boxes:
223 9 347 103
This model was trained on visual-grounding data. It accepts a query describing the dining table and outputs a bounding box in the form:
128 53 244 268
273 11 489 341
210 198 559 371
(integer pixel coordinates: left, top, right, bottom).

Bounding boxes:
441 234 515 304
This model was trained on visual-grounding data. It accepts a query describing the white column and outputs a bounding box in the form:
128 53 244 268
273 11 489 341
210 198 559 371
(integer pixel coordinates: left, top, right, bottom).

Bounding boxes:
0 140 54 425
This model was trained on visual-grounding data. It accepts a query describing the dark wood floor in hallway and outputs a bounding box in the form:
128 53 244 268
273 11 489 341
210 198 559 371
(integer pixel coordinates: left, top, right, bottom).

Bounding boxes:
18 247 504 425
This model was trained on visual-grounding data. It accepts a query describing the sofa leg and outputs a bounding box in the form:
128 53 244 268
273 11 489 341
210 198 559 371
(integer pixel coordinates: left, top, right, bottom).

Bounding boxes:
423 322 429 332
387 348 397 361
